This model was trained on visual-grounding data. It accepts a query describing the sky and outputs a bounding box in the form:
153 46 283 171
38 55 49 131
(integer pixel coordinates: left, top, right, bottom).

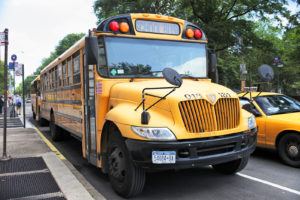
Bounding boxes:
0 0 97 84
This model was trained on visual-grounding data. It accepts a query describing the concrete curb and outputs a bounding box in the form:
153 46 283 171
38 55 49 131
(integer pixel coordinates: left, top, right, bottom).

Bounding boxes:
42 152 95 200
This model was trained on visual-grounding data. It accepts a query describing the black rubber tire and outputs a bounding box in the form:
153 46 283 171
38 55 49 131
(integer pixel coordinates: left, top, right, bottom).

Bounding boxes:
108 126 145 198
278 133 300 168
49 113 62 141
212 156 249 174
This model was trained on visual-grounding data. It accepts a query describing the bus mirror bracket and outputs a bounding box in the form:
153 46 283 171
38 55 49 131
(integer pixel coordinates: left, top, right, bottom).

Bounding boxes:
135 68 182 124
85 36 98 65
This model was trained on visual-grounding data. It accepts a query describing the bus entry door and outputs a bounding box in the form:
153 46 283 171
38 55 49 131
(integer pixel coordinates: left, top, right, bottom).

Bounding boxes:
83 63 97 165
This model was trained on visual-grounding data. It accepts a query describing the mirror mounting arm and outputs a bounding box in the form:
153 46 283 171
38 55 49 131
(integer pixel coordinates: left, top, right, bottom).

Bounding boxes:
135 86 178 125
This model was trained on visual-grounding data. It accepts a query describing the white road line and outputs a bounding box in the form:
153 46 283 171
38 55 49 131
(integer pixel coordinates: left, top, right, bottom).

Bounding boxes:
238 173 300 196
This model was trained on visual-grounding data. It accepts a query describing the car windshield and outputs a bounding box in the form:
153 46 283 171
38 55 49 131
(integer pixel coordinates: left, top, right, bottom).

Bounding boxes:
255 95 300 115
102 37 207 78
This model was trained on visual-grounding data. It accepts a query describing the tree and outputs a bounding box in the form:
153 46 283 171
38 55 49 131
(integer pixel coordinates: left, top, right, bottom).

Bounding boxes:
18 32 85 96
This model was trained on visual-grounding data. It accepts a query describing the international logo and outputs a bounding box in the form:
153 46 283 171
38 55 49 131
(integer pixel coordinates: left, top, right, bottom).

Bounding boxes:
206 93 217 105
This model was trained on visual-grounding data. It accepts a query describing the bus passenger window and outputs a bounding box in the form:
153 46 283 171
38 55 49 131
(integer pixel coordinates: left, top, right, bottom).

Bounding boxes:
58 64 62 87
62 62 67 86
73 52 80 84
67 58 73 85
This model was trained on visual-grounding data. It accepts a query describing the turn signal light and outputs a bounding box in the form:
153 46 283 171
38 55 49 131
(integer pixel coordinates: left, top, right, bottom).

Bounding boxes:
194 29 202 39
109 21 119 32
185 28 194 38
119 22 129 33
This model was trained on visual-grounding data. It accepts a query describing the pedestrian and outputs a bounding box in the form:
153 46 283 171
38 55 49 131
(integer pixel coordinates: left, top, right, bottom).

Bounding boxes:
0 95 4 115
15 95 22 115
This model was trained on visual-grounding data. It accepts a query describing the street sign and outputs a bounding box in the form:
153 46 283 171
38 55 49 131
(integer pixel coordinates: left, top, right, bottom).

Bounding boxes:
0 32 6 46
11 54 17 61
8 62 17 70
15 63 23 76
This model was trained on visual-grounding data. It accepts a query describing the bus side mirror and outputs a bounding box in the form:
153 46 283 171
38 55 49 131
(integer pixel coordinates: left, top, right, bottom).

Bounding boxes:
85 36 98 65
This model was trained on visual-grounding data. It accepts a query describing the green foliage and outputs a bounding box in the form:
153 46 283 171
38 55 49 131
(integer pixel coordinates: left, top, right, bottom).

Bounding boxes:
19 32 85 96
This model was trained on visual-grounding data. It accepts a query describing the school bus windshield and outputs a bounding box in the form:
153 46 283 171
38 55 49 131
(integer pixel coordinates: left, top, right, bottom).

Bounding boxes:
100 37 207 78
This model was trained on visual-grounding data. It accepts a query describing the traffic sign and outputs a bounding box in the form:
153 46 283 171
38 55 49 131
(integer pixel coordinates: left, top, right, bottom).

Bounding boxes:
11 54 17 61
8 62 17 70
0 32 5 46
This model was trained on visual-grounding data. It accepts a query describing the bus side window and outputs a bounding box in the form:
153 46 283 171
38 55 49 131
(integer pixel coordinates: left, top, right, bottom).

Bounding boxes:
67 57 73 85
98 38 108 76
73 52 80 84
58 64 62 87
62 62 67 86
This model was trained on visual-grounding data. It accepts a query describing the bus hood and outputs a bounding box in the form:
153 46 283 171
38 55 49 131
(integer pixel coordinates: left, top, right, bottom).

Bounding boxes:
110 79 238 111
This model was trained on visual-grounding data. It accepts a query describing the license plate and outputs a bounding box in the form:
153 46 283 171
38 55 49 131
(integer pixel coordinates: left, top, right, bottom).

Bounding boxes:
152 151 176 164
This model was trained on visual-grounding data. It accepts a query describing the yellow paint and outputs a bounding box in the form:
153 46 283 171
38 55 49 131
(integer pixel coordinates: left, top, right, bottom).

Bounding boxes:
34 127 66 160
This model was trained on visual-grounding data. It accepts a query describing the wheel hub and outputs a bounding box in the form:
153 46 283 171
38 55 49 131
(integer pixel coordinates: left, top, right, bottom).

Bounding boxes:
109 147 126 182
288 145 299 157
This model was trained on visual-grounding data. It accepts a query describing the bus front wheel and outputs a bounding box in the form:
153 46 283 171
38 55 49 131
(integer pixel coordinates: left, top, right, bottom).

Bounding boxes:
212 156 249 174
108 126 145 198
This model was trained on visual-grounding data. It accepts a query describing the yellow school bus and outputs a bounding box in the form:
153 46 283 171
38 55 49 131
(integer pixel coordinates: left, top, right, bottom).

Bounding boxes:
30 76 41 121
33 13 257 197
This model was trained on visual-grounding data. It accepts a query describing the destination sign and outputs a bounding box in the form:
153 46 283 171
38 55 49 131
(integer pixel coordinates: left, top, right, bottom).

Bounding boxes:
135 20 180 35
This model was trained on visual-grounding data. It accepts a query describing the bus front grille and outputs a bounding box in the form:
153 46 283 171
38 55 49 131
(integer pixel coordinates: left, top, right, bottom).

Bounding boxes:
178 98 240 133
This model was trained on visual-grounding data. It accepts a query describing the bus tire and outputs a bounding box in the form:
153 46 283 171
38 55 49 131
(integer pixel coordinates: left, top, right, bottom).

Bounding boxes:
212 156 249 174
108 126 145 198
50 113 62 141
278 133 300 168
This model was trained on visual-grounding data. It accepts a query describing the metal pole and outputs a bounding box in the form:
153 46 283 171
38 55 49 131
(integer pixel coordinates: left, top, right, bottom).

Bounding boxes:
13 68 15 95
1 28 10 160
22 64 25 128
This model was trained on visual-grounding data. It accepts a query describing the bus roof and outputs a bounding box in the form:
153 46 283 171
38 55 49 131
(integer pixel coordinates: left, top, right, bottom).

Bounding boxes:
30 75 40 85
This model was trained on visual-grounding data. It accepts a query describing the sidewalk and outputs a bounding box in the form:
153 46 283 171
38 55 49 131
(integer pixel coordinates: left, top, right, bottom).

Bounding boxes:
0 127 101 200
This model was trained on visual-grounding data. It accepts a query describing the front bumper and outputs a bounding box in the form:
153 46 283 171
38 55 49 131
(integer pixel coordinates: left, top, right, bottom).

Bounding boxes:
125 128 257 170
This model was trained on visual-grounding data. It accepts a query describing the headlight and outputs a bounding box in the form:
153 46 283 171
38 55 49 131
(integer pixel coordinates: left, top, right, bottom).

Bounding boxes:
131 127 176 141
248 115 256 130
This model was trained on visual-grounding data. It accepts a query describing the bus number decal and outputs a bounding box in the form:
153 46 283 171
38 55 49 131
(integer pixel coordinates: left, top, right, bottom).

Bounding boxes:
218 92 231 98
184 93 202 100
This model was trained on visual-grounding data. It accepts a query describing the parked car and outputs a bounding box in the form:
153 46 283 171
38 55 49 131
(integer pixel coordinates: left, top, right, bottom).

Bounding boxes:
239 92 300 167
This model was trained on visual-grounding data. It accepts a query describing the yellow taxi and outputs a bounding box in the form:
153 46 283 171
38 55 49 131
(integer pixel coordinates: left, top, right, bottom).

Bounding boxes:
239 92 300 167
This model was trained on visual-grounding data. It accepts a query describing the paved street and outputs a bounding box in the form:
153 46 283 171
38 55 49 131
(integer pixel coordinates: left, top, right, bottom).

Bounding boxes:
24 103 300 200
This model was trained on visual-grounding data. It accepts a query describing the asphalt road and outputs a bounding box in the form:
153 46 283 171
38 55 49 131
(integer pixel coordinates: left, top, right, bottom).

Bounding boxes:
25 103 300 200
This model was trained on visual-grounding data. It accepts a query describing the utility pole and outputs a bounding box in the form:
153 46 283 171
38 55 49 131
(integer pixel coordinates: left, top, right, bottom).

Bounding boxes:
22 64 25 128
1 28 10 161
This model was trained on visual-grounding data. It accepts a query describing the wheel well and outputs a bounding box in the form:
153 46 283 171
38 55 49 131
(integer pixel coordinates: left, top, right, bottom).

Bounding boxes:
275 130 300 148
100 121 122 174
